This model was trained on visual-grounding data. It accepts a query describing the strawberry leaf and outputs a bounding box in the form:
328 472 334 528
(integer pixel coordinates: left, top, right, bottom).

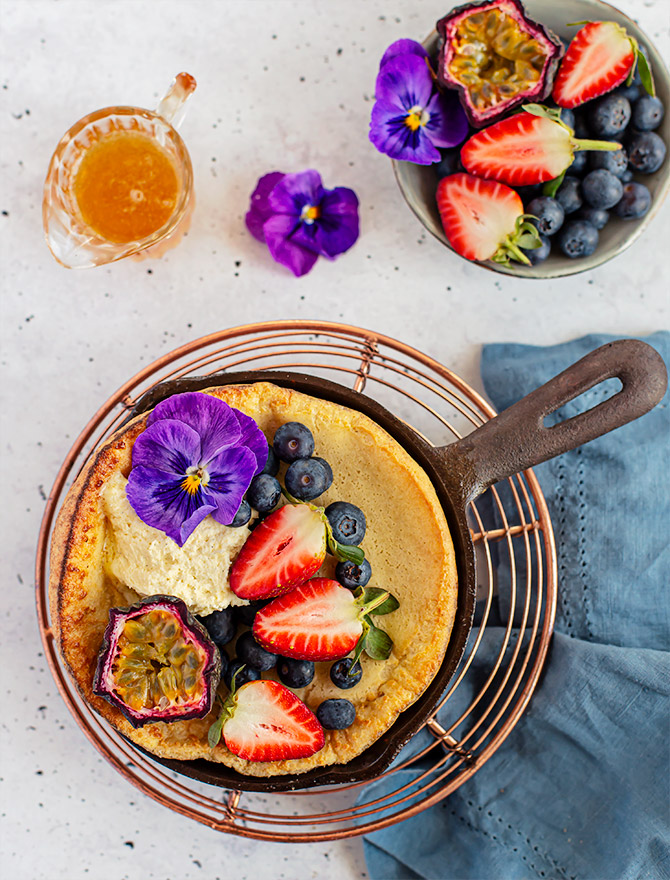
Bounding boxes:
207 713 225 748
361 587 399 615
516 233 541 250
636 47 656 97
522 103 562 124
364 624 393 661
333 541 365 565
543 170 566 198
350 620 370 667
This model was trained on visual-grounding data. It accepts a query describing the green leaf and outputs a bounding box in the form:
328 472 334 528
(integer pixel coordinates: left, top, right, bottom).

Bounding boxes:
636 47 656 97
543 170 566 198
364 625 393 661
565 20 591 26
361 587 399 615
333 542 365 565
516 234 541 250
350 620 370 668
207 713 224 749
522 104 565 127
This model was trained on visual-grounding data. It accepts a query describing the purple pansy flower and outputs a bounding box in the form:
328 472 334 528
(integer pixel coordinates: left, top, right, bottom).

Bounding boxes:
126 392 268 547
379 38 429 69
369 42 469 165
245 169 359 277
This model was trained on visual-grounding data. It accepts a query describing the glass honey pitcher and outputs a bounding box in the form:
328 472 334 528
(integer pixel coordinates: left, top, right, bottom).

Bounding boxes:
43 73 196 269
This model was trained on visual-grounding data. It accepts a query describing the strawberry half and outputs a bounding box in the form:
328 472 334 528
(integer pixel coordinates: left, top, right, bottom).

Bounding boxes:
229 504 327 600
210 679 325 762
253 577 396 662
553 22 652 109
460 109 621 187
436 173 540 266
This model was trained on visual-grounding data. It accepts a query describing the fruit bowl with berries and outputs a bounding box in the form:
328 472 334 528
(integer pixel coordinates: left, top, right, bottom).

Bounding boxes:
389 0 670 277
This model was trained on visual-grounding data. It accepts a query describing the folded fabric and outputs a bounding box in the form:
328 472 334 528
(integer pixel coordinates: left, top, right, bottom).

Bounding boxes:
362 332 670 880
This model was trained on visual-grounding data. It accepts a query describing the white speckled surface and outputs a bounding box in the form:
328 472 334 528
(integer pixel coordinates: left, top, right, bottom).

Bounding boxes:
1 1 668 877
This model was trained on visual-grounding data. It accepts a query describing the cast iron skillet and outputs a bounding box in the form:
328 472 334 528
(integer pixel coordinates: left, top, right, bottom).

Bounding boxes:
124 339 666 792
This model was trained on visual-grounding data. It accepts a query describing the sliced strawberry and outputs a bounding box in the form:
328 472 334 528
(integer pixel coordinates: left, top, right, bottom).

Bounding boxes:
553 22 636 109
230 504 327 600
460 110 621 187
253 577 364 660
221 680 325 762
436 173 538 265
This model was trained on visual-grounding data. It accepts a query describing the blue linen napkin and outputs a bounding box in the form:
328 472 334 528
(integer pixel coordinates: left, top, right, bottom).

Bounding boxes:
362 333 670 880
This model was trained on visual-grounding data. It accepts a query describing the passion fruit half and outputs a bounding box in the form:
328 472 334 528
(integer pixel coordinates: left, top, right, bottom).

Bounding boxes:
93 595 222 727
437 0 563 127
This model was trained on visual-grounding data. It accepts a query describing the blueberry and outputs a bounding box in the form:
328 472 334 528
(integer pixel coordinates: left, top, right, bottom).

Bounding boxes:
435 149 462 179
325 501 366 546
247 474 281 513
335 558 372 589
316 698 356 730
615 82 641 103
589 146 628 179
228 499 252 528
588 94 631 138
199 607 236 647
526 197 564 236
273 422 314 462
572 111 590 138
218 650 229 684
516 183 543 205
613 182 652 220
260 447 279 477
285 457 333 501
312 456 334 484
235 599 270 627
577 207 610 230
558 220 599 259
559 108 576 131
555 176 583 214
330 658 363 689
522 233 551 265
236 630 277 671
631 95 664 132
568 150 588 176
627 131 667 174
277 657 315 689
621 168 634 183
225 660 261 690
582 169 624 210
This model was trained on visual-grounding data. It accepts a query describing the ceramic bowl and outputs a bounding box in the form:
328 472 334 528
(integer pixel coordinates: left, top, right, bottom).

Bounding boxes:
392 0 670 278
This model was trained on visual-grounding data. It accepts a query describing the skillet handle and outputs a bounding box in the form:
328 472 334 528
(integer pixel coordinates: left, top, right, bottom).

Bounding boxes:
437 339 667 503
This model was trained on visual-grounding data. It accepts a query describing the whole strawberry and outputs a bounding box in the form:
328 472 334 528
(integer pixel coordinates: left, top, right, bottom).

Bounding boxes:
436 173 542 266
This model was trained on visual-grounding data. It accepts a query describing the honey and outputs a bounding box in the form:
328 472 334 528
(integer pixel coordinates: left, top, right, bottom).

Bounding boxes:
73 130 180 243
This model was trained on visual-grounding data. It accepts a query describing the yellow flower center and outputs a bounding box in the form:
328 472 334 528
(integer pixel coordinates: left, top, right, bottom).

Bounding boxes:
182 466 209 495
404 105 430 131
300 204 321 224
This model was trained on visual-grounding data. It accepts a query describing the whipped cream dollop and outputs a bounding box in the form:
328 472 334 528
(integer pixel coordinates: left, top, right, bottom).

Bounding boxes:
102 471 250 615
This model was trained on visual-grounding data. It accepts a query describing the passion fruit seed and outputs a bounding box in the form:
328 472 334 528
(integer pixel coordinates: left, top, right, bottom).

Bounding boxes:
111 609 207 713
449 9 547 111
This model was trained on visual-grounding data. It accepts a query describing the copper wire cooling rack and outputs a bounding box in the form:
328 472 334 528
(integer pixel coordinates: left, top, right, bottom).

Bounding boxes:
35 320 557 842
